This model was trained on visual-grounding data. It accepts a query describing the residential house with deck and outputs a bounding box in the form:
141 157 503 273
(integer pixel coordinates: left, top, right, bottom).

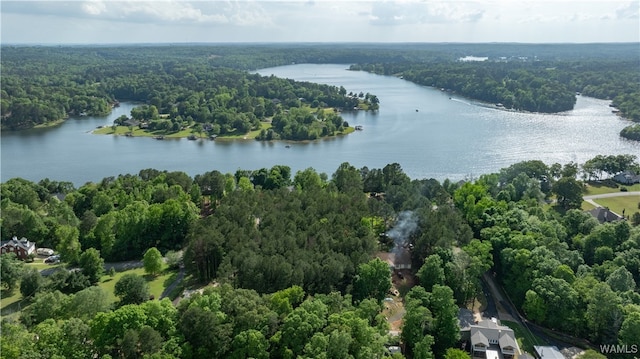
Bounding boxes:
461 318 519 359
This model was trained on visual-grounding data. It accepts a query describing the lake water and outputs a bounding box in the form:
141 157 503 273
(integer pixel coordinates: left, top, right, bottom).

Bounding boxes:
2 64 638 186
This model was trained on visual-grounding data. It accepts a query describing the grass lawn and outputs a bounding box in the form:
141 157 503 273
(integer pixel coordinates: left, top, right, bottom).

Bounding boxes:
99 264 177 303
1 287 26 319
217 122 271 140
502 320 548 355
584 181 640 196
581 201 596 211
589 196 640 216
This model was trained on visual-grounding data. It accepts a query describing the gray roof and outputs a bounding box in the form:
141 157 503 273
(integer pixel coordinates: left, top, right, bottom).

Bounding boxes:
534 346 565 359
499 332 517 350
471 330 489 347
588 207 622 223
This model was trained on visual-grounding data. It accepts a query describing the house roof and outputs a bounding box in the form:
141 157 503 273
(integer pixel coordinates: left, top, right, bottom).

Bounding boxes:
471 330 489 347
499 332 517 350
588 207 623 223
534 346 565 359
466 318 517 352
1 237 35 251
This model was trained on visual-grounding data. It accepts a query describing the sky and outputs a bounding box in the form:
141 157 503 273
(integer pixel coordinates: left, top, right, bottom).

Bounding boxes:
1 0 639 44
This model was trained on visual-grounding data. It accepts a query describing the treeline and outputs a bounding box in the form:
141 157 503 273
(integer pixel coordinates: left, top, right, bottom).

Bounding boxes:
351 55 640 121
1 46 374 137
2 155 640 357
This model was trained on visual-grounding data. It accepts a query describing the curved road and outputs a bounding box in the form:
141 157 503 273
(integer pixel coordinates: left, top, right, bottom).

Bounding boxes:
583 191 640 208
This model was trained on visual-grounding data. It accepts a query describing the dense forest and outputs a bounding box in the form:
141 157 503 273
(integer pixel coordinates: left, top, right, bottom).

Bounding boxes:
2 154 640 358
2 43 638 140
1 47 379 140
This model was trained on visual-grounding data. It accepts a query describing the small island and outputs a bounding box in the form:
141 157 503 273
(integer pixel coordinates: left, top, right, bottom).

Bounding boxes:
93 100 371 141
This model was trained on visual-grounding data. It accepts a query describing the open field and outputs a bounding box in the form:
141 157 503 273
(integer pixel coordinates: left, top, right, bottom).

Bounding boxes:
584 181 640 196
98 264 176 303
589 196 640 217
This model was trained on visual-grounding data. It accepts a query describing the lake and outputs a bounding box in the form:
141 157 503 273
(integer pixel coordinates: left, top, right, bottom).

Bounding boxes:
2 64 638 186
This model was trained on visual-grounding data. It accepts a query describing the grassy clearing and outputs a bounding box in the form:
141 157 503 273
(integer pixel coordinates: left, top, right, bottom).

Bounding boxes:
33 119 65 128
98 264 176 303
590 196 640 216
581 201 596 211
584 181 640 196
217 122 271 140
1 287 25 319
502 320 547 355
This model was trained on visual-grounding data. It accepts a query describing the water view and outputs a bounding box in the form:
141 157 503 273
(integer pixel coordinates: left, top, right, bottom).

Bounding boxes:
2 64 638 186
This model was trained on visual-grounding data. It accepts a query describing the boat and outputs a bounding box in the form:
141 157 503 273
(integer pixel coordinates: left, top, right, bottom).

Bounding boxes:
415 109 419 112
154 135 164 140
285 145 291 148
355 125 363 131
187 134 197 140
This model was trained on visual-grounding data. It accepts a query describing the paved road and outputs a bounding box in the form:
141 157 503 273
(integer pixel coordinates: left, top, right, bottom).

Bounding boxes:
583 191 640 208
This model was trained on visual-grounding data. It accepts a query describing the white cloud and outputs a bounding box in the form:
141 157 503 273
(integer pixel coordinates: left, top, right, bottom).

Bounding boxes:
616 1 639 19
368 0 485 26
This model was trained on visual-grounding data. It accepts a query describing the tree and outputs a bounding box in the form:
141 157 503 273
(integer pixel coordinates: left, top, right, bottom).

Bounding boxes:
230 329 270 359
20 267 43 299
416 254 445 292
114 273 149 305
618 312 640 348
0 253 24 292
55 225 81 264
143 247 163 276
585 282 622 343
78 247 104 284
444 348 471 359
413 335 435 359
606 266 636 292
429 285 461 356
352 258 391 303
552 177 583 209
68 286 112 321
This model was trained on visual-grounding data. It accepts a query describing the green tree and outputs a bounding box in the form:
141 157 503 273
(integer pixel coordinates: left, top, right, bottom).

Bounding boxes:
78 247 104 284
416 254 445 292
429 285 461 356
618 312 640 348
552 177 583 209
523 290 547 323
0 253 24 292
143 247 164 276
55 224 82 264
585 282 622 343
230 329 270 359
20 267 43 299
114 273 149 306
413 335 435 359
353 258 391 303
444 348 471 359
606 266 636 292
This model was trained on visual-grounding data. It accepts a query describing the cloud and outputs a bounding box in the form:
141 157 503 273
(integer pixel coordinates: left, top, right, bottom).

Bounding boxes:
368 0 484 26
616 1 639 19
2 0 274 26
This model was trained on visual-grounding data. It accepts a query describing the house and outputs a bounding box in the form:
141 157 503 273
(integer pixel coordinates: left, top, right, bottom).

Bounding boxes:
460 318 518 359
0 236 36 260
588 207 623 223
613 170 640 185
534 346 564 359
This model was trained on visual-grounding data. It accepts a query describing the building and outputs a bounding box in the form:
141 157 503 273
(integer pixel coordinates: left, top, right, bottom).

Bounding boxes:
0 237 36 260
534 346 564 359
613 170 640 185
460 318 519 359
588 207 623 223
